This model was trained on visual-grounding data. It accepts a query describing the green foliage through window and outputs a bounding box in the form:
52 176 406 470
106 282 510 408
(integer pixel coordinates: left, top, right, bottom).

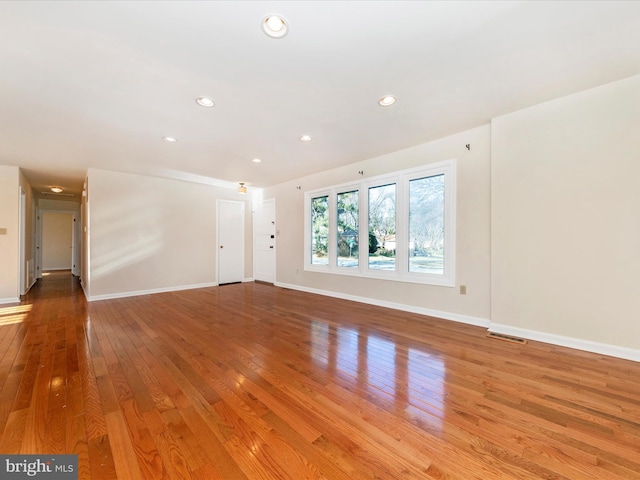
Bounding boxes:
305 159 455 286
337 191 359 267
311 196 329 265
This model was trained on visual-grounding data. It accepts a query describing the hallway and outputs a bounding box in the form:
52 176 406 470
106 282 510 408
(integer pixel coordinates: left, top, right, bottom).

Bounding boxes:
21 270 83 301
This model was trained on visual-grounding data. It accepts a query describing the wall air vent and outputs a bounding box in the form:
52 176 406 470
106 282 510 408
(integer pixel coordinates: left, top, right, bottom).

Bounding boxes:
487 331 528 344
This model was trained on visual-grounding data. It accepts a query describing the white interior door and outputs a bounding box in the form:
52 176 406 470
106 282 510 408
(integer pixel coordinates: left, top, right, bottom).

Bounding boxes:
217 200 244 284
254 199 276 283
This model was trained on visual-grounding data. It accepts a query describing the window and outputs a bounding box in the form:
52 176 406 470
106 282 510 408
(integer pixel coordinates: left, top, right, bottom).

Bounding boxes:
311 195 329 265
409 174 444 275
336 190 359 267
368 183 396 271
304 159 456 286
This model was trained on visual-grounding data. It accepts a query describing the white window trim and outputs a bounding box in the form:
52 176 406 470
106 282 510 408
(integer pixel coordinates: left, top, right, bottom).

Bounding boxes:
304 159 456 287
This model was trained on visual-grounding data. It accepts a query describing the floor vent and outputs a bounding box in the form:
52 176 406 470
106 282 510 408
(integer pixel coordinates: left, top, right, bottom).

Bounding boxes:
487 331 528 344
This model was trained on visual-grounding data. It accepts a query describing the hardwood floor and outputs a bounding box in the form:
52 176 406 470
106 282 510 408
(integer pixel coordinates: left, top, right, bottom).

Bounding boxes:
1 273 640 479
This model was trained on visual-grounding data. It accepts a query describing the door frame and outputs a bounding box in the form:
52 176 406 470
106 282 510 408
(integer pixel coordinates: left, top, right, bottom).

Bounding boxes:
253 198 276 283
18 187 26 295
37 209 80 277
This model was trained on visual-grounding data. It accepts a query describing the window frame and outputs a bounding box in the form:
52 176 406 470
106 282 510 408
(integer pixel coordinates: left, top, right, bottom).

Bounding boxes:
367 181 397 272
304 159 456 287
335 187 360 269
308 190 331 266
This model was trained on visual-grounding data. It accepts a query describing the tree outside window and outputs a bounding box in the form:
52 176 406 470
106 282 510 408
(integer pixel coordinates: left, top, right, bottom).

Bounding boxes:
337 190 358 267
305 159 455 286
311 196 329 265
368 184 396 271
409 174 444 274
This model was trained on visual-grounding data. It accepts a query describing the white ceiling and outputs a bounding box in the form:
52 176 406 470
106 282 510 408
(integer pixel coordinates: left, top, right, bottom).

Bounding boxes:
2 1 640 198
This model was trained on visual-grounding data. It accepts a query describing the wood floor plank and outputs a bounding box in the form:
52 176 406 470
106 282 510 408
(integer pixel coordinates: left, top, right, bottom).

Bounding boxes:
5 272 640 479
66 413 91 480
0 407 29 453
104 410 145 480
177 405 247 480
120 398 168 480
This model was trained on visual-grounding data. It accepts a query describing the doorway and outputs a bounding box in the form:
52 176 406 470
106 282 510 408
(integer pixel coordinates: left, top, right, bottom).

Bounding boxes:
39 211 79 276
217 200 245 285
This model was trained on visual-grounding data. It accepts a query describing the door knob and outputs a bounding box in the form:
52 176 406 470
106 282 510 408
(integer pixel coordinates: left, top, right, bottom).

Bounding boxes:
220 245 224 249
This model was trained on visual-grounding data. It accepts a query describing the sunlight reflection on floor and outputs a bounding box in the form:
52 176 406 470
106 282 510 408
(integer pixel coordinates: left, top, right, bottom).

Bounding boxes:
310 318 446 432
0 304 32 326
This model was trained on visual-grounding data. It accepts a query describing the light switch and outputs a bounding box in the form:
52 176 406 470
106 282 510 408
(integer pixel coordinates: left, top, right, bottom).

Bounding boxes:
0 228 7 235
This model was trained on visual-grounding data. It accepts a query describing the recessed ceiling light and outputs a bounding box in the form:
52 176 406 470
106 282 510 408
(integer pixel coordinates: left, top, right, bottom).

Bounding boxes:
299 134 312 142
50 186 63 193
262 14 288 38
252 158 262 163
196 96 215 107
378 95 397 107
162 136 177 142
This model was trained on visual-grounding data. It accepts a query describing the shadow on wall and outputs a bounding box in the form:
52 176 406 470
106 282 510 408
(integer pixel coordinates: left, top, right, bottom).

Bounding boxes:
90 193 163 280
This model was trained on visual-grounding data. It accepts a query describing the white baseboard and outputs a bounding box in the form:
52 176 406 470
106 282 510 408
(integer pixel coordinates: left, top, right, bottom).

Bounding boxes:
489 323 640 363
273 282 640 363
24 278 37 295
80 280 88 300
87 282 218 302
0 297 20 305
274 281 490 328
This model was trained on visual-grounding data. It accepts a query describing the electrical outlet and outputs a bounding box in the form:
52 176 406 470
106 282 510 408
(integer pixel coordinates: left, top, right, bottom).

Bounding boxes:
459 285 467 295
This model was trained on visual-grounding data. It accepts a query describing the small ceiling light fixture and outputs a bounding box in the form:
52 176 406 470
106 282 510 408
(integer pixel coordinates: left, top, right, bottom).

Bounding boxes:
50 186 63 193
162 136 177 142
195 96 215 107
299 134 312 142
262 14 288 38
252 158 262 163
378 95 397 107
237 182 247 194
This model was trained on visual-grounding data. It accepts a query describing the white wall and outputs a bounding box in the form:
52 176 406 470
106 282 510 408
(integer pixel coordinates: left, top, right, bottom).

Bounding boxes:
86 168 252 300
264 125 492 325
42 212 73 270
0 166 19 303
39 198 80 212
491 74 640 356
